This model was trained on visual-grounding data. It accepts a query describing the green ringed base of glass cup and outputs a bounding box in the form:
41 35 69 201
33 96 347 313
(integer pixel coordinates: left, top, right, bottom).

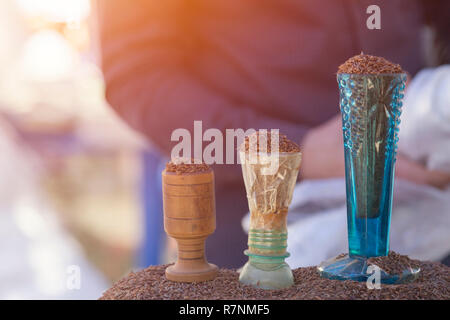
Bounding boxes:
244 250 290 264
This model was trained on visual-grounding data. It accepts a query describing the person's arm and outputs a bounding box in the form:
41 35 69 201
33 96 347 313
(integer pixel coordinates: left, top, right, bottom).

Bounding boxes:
97 0 308 159
301 115 450 188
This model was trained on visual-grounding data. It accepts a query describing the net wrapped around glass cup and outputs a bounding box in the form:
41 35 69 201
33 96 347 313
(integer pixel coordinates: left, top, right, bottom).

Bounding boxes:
239 146 301 289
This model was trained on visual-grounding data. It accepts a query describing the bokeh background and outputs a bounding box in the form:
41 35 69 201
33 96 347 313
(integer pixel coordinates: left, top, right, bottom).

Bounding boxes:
0 0 172 298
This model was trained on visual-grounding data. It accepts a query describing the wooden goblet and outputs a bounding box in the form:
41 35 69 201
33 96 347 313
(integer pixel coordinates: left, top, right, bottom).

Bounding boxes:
162 168 218 282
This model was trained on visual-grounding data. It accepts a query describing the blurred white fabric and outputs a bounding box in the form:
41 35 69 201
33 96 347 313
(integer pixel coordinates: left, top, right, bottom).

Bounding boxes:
0 120 108 299
399 65 450 172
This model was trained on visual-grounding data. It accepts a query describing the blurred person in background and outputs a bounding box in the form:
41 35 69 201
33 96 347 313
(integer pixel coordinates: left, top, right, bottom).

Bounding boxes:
97 0 450 268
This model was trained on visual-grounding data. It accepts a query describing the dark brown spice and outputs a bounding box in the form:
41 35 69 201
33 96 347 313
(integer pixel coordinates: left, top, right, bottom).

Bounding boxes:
100 252 449 300
165 158 210 175
241 131 301 154
338 53 404 74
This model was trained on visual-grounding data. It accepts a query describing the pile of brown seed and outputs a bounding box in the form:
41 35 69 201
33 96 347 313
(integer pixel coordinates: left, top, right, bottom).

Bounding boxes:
241 131 301 154
165 158 210 174
368 251 421 275
338 53 404 74
100 253 449 300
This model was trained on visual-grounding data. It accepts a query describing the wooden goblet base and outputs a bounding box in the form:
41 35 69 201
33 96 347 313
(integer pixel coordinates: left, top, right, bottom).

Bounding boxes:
165 263 218 282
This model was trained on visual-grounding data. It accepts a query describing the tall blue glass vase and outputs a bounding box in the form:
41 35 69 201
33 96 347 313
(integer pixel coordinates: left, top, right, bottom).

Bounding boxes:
317 73 418 284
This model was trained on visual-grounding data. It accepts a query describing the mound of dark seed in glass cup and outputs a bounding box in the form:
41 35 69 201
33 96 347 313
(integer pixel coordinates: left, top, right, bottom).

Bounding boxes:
100 252 449 300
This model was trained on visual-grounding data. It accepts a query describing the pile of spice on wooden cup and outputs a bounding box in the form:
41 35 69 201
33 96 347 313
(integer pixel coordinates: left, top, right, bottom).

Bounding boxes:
162 158 218 283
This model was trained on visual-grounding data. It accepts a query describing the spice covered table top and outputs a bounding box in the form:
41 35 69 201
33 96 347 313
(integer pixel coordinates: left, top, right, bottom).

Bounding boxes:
100 253 449 300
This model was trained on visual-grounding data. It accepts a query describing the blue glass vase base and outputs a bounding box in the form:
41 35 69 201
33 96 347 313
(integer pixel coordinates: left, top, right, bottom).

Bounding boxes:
317 253 420 284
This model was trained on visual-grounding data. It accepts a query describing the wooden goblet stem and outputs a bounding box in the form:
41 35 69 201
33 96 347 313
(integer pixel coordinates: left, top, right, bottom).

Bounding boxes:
162 169 218 282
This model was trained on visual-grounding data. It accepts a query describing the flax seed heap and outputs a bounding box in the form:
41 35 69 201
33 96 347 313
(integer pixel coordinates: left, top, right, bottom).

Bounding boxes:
337 53 404 74
367 251 421 276
99 251 449 300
